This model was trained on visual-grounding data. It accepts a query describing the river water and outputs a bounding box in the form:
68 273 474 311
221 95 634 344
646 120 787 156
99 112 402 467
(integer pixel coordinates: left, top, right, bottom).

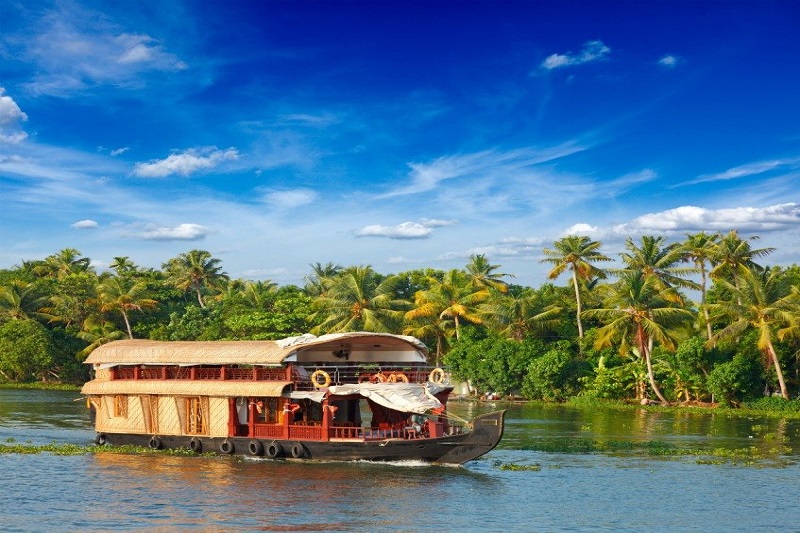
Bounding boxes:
2 388 800 532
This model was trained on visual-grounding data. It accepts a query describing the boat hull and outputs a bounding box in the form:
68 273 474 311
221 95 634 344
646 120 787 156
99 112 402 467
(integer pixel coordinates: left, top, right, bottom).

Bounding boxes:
93 410 506 465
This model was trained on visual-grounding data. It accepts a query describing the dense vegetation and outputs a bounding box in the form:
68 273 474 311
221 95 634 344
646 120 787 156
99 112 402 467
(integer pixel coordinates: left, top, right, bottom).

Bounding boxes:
2 230 800 408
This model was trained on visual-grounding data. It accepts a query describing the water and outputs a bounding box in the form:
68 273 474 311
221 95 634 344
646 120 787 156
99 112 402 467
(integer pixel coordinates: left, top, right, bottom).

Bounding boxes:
2 389 800 532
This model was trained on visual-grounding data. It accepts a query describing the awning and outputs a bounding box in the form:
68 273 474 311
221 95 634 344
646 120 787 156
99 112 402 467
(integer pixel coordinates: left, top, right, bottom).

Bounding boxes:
81 379 291 397
327 382 443 414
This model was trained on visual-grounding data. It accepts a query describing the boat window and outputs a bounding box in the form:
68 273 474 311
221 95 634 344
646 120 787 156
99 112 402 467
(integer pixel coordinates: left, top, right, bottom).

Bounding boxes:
255 397 281 424
114 395 128 418
185 397 205 434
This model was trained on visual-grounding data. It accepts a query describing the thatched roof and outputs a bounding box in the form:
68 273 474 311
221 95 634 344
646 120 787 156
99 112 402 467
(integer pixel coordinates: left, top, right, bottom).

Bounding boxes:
81 379 291 397
84 332 428 366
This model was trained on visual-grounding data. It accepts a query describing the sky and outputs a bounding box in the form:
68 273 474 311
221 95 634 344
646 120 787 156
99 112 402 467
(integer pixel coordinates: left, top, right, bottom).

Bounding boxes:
1 0 799 288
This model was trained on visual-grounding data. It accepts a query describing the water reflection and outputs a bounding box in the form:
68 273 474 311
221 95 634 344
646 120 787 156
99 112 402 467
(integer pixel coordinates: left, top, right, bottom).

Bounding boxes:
3 390 800 531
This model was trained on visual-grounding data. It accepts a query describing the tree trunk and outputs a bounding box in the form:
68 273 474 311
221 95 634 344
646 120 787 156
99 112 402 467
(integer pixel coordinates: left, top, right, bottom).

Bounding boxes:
641 333 669 404
572 270 584 338
766 341 789 399
700 267 712 340
122 309 134 339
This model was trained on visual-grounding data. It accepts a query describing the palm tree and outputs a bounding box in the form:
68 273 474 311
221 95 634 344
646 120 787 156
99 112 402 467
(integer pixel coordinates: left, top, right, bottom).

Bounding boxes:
465 254 512 293
680 232 721 339
479 289 561 341
304 262 343 298
583 271 694 404
541 236 612 338
109 256 139 277
33 248 92 280
403 311 454 366
707 267 799 399
97 276 158 338
163 250 228 308
78 315 126 355
311 266 408 333
405 269 488 341
618 236 699 294
710 230 774 291
0 280 49 321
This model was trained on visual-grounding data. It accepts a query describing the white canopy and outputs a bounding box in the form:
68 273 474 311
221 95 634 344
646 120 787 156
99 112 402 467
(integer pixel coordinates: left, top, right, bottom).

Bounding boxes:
328 382 443 414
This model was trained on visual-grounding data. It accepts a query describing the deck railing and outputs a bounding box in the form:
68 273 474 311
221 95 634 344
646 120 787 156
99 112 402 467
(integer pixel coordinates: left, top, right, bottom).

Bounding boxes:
109 363 443 388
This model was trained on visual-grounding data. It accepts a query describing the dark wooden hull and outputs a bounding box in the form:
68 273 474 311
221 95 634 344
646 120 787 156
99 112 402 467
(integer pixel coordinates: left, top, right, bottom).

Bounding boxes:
94 410 505 465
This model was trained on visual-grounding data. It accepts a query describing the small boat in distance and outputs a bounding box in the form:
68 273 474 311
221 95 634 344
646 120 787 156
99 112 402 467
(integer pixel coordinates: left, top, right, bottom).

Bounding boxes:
81 332 505 465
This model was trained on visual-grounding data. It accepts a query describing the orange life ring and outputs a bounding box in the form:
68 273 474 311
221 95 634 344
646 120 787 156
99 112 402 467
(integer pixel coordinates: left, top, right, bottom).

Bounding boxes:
428 368 445 384
373 372 387 383
311 370 332 388
393 373 409 383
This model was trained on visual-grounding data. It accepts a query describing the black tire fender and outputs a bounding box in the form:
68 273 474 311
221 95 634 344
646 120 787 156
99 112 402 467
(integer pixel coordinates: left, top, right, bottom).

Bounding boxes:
266 441 283 458
189 437 203 453
248 440 264 456
290 442 306 459
219 439 235 454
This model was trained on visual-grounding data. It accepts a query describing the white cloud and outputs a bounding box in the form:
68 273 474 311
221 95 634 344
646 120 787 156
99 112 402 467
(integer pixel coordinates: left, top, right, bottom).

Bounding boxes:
260 188 318 209
133 147 239 177
614 203 800 234
658 55 680 68
0 88 29 143
681 157 800 186
355 218 456 240
15 12 188 96
71 219 98 229
564 223 602 236
138 223 211 241
379 142 587 198
110 147 129 156
541 40 611 70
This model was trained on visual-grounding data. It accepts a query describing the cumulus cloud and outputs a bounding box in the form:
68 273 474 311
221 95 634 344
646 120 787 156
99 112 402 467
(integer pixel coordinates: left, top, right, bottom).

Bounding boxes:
564 223 602 236
355 218 457 240
134 147 239 177
138 223 210 241
260 188 318 209
614 203 800 234
541 40 611 70
0 88 29 143
71 219 98 229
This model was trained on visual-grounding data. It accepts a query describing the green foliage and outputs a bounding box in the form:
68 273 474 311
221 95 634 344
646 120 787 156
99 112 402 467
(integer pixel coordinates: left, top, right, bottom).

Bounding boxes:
522 341 590 401
742 397 800 413
707 352 763 407
0 320 56 382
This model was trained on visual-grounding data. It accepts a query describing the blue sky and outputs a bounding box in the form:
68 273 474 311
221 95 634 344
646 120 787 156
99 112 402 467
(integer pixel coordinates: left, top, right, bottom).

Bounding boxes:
1 1 799 287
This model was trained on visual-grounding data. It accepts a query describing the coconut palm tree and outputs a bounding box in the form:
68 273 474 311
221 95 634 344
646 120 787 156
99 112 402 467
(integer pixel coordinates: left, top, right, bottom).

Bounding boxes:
707 267 799 399
163 250 228 308
710 230 774 290
583 271 694 404
0 280 50 321
541 236 612 338
403 311 454 366
304 262 343 297
33 248 92 280
618 235 699 295
78 315 126 355
311 266 408 333
680 232 721 339
465 254 512 293
479 288 561 341
96 276 158 338
405 269 488 341
109 256 139 277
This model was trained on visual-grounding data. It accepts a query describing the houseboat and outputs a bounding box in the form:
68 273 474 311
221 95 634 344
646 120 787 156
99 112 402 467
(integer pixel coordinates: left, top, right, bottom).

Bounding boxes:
81 332 505 465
